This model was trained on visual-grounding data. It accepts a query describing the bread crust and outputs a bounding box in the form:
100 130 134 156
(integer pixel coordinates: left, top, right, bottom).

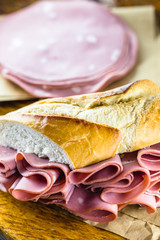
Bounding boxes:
0 114 121 168
33 79 160 108
133 95 160 151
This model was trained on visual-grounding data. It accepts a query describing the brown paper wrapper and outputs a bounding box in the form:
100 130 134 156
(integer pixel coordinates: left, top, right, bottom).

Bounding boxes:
0 75 34 101
107 6 160 91
85 207 160 240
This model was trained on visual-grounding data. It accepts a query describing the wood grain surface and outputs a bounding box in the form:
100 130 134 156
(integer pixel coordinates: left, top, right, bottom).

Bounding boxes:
0 183 125 240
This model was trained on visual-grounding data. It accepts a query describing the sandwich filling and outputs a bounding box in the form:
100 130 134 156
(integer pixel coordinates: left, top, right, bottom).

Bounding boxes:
0 143 160 222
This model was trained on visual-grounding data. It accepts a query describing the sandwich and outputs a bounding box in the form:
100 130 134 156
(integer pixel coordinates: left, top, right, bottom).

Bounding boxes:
0 79 160 222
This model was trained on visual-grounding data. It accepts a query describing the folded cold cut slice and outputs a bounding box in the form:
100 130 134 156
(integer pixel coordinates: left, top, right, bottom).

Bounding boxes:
119 193 157 214
0 146 16 177
137 143 160 171
101 160 150 204
13 152 73 202
62 187 118 223
0 149 74 203
145 171 160 202
0 147 119 222
68 155 123 185
0 174 18 192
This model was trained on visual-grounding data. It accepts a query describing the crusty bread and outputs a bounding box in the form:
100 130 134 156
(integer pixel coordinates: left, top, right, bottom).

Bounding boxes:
0 79 160 169
0 115 121 169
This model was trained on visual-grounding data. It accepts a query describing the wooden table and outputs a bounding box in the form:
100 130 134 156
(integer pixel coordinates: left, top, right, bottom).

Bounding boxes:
0 0 159 239
0 190 124 240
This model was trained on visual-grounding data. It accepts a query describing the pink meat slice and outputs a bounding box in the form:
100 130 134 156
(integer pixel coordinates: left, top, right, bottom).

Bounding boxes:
101 157 150 204
40 183 75 205
0 1 127 81
0 24 137 98
0 28 130 86
10 169 59 201
0 27 133 88
92 173 135 192
10 152 73 202
145 171 160 202
68 155 123 185
16 152 70 192
90 26 138 93
131 193 157 214
119 193 157 214
1 49 134 98
157 201 160 207
0 173 19 192
0 146 16 177
61 187 118 222
137 143 160 171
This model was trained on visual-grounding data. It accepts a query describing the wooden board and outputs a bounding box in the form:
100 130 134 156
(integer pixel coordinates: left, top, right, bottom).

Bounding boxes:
0 191 125 240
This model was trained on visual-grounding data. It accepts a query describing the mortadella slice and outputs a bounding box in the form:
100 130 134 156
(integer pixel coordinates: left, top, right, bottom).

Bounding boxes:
137 143 160 171
101 157 150 204
119 193 157 214
0 173 19 192
11 152 73 202
0 146 16 177
62 187 118 223
145 171 160 202
68 155 123 185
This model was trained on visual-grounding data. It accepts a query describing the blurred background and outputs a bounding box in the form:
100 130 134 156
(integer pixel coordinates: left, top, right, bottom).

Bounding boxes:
0 0 160 25
0 0 160 13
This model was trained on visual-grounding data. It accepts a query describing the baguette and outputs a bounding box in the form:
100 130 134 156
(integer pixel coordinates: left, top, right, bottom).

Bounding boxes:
0 79 160 169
